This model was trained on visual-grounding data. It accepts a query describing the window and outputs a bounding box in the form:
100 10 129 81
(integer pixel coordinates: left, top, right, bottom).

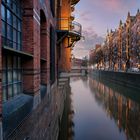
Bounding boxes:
50 0 55 17
1 0 22 102
2 55 22 102
1 0 22 50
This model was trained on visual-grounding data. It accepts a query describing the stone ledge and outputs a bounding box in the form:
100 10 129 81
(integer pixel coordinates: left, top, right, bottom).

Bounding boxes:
91 70 140 91
3 94 33 139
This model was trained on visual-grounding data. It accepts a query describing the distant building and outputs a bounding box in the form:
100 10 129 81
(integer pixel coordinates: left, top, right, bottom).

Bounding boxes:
90 10 140 72
72 58 83 67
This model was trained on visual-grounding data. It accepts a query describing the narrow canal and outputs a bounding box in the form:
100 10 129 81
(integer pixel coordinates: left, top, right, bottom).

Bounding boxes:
58 76 140 140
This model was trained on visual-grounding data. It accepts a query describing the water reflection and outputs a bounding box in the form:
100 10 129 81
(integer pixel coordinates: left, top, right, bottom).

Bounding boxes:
58 76 140 140
58 84 75 140
89 77 140 140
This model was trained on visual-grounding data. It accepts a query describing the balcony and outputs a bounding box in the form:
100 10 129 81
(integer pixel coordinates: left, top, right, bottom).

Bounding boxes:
70 14 75 21
57 18 82 45
70 21 82 37
71 0 80 5
71 6 75 12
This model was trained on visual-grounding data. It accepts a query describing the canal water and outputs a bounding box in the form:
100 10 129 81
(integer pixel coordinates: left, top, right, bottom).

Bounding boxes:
58 76 140 140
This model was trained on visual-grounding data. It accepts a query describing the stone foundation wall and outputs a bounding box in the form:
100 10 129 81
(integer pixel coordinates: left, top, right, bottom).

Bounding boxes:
6 79 69 140
91 70 140 91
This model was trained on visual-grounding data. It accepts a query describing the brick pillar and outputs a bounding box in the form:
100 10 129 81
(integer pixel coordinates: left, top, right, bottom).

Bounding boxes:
0 0 3 139
60 38 71 72
60 39 65 72
22 0 41 109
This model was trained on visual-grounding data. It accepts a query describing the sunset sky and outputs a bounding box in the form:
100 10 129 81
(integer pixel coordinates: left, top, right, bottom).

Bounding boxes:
73 0 140 58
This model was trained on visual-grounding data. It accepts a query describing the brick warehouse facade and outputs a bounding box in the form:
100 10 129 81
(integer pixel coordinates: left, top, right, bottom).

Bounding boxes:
0 0 81 139
89 10 140 72
57 0 82 72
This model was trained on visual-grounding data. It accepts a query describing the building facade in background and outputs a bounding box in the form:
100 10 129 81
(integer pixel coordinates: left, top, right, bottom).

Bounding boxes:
0 0 81 139
72 58 83 67
89 11 140 72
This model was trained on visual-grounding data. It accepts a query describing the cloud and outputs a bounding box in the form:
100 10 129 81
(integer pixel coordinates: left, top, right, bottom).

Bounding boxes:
75 10 91 21
89 0 136 14
73 0 140 58
79 11 91 20
73 27 104 58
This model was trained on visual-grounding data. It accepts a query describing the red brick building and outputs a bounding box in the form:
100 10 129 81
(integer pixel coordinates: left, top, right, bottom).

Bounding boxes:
57 0 82 72
0 0 81 139
90 11 140 72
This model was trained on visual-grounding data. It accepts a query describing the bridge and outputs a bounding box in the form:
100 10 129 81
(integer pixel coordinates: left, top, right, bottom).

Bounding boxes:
59 66 88 78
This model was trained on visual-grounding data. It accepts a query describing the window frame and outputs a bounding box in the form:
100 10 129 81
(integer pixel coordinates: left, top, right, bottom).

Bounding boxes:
2 55 23 102
1 0 22 50
1 0 23 102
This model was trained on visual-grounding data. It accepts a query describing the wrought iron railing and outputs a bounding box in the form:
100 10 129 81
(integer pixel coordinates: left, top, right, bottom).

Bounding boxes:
70 14 75 21
57 18 82 36
70 21 82 36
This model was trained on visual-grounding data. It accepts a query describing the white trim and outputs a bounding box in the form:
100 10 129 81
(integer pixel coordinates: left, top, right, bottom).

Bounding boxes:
33 9 40 21
33 15 40 25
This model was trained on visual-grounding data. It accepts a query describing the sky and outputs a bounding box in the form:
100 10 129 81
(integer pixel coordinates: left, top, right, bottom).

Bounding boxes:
72 0 140 58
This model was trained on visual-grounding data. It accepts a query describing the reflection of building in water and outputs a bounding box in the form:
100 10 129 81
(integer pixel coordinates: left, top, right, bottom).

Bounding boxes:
70 77 81 82
58 85 75 140
89 78 140 140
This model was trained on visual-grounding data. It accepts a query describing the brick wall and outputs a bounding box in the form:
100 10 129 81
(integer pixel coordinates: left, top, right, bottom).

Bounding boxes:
1 0 58 139
21 0 57 106
6 80 69 140
59 38 71 72
58 0 72 72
